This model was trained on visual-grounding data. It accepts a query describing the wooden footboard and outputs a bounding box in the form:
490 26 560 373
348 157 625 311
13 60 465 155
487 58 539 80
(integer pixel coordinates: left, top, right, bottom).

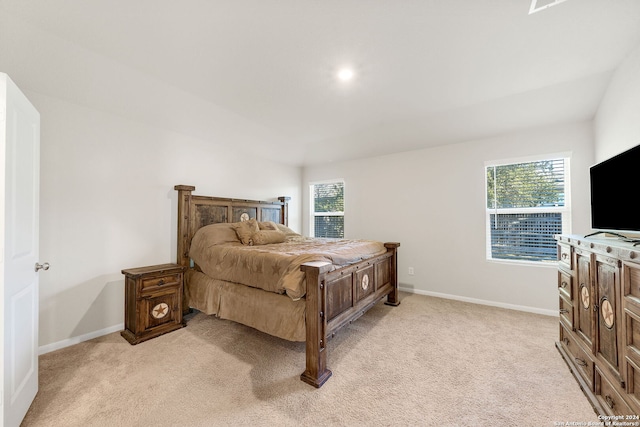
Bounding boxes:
300 242 400 388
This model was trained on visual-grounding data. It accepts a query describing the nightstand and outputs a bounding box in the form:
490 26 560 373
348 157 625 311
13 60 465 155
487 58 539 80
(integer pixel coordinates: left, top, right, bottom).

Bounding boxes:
121 263 186 344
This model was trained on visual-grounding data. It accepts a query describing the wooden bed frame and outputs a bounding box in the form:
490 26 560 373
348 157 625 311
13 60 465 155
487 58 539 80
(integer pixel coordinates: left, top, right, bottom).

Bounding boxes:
175 185 400 387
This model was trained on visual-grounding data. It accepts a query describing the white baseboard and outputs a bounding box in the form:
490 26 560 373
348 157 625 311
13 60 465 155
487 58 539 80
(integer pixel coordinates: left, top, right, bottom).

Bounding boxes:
399 286 558 317
37 289 555 355
39 323 124 355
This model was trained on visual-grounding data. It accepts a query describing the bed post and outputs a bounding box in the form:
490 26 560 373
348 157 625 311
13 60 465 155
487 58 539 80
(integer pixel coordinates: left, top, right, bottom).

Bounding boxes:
174 185 195 268
300 261 333 388
278 196 290 226
384 242 401 306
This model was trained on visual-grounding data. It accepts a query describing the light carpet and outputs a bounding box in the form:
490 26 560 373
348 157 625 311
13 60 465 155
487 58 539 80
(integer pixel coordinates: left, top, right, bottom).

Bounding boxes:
22 293 598 426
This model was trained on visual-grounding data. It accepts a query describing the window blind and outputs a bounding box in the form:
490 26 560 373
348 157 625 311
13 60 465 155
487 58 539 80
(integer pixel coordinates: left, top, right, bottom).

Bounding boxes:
312 181 344 238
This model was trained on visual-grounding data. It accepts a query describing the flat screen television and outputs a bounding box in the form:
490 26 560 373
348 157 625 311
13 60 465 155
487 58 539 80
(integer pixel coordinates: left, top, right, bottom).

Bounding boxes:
590 143 640 236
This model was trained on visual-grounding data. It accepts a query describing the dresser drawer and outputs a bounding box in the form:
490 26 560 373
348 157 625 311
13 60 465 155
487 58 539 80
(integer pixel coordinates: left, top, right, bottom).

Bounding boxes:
596 367 634 416
624 261 640 305
558 270 573 300
559 294 574 330
560 324 594 390
623 359 640 414
559 243 573 270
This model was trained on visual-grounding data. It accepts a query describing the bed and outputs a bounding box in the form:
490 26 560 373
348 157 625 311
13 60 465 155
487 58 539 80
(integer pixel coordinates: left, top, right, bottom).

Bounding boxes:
175 185 400 387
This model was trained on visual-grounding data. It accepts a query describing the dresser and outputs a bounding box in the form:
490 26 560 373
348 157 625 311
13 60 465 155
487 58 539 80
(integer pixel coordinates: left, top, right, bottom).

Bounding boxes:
556 234 640 416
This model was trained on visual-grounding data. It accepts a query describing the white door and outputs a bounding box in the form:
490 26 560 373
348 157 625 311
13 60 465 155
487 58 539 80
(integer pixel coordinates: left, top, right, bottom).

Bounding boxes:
0 73 41 427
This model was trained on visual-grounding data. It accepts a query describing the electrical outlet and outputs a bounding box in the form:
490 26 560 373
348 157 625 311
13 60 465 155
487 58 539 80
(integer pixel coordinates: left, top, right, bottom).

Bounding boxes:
408 267 414 275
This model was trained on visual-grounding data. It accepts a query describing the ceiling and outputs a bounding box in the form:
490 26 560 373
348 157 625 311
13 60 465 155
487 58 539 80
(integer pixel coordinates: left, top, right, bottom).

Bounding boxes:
2 0 640 166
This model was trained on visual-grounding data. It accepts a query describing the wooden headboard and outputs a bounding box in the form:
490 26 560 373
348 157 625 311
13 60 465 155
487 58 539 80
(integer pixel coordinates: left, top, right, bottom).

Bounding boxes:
174 185 290 268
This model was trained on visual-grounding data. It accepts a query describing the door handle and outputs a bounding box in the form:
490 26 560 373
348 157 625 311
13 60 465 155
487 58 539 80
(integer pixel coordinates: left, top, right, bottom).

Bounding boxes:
35 262 50 272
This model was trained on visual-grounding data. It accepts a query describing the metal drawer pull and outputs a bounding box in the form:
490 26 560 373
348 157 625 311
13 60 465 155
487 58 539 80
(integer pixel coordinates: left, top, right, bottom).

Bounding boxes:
574 358 587 367
157 279 165 286
559 309 569 314
605 395 614 409
561 253 568 259
561 281 568 288
562 338 569 346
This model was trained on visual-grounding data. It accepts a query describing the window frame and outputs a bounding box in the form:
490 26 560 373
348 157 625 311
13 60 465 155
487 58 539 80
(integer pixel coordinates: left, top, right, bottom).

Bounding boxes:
309 179 345 239
484 154 572 265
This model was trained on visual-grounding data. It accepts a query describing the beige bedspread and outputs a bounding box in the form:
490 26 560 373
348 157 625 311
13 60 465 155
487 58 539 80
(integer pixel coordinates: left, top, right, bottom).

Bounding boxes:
185 269 306 341
189 235 386 300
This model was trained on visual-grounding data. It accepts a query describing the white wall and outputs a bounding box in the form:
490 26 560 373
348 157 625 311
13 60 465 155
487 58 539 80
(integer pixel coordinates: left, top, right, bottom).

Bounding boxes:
0 12 301 351
303 121 594 314
594 41 640 161
30 92 301 351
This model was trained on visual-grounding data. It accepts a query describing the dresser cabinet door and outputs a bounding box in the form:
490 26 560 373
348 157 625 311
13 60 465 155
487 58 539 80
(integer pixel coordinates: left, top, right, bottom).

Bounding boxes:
594 254 623 385
575 250 595 352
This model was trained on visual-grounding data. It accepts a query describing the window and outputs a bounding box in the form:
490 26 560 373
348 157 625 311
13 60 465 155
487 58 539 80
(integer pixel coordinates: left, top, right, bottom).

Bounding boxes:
486 156 570 263
310 180 344 238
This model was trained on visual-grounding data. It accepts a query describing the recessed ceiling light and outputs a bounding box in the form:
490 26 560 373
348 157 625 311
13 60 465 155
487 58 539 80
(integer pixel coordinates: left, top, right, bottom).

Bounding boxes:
337 68 355 82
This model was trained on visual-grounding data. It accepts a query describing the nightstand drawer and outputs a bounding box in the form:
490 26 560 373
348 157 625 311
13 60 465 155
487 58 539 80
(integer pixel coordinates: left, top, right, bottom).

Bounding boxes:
140 274 181 294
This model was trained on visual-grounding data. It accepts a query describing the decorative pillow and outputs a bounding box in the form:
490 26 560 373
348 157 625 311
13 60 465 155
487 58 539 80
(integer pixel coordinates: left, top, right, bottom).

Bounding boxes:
191 223 240 248
275 223 301 237
250 229 286 246
232 219 259 245
258 221 279 231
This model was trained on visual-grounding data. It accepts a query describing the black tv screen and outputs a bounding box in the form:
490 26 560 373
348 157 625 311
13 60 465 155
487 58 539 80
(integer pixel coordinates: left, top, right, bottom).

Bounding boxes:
590 144 640 233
